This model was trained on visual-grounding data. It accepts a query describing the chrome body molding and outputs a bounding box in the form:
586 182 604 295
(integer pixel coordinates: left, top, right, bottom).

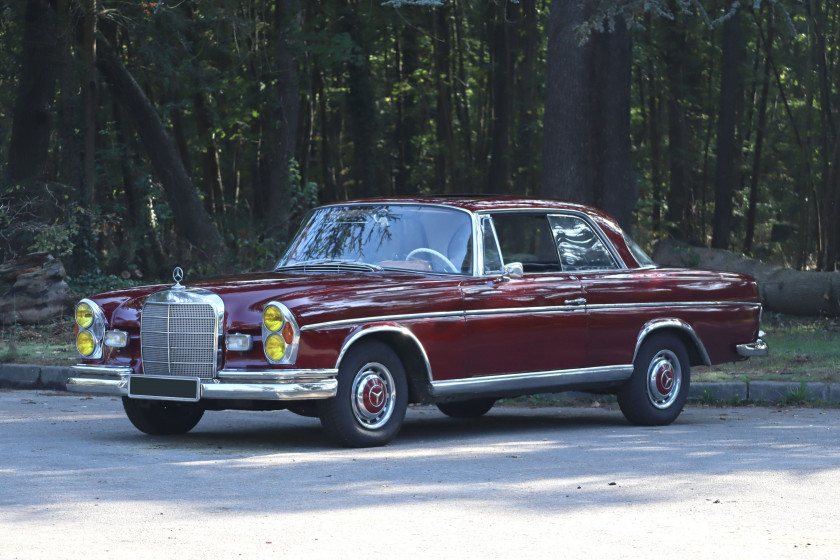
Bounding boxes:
429 365 633 398
301 301 761 332
736 339 768 357
587 301 761 311
66 364 337 401
302 311 464 332
634 318 712 366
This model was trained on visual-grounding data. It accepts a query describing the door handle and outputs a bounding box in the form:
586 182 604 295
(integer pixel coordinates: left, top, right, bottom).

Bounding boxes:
564 298 587 306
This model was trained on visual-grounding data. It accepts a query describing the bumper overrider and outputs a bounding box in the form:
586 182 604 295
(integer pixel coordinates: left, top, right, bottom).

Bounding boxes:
67 365 338 402
735 331 769 358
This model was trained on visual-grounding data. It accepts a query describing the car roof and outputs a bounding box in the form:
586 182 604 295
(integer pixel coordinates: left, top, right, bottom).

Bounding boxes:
318 196 639 268
323 195 608 216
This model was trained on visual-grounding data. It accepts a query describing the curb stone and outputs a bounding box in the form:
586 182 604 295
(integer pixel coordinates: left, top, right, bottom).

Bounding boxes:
0 364 73 391
1 363 839 405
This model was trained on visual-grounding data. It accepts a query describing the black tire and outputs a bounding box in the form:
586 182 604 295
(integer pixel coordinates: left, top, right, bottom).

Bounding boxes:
318 340 408 447
122 397 205 435
436 398 496 419
617 332 690 426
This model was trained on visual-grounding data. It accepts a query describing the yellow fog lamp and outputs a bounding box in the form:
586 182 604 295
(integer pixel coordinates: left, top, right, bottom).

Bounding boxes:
263 305 284 332
76 331 96 357
265 333 287 361
75 302 94 329
262 301 299 364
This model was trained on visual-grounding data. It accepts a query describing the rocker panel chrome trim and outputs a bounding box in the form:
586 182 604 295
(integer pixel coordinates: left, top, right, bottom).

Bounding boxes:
429 365 633 398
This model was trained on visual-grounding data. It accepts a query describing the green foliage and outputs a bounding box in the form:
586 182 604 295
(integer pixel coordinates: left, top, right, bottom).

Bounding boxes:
0 0 837 276
66 271 146 298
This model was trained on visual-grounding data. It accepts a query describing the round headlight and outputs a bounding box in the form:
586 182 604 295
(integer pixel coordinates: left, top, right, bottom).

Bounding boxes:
76 331 96 356
264 305 284 332
265 333 287 361
76 302 94 329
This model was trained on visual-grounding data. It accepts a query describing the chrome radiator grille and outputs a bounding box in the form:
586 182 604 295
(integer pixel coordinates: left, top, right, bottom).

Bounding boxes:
140 300 219 379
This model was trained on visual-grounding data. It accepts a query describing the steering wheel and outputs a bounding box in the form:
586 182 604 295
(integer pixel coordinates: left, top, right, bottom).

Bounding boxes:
406 247 458 273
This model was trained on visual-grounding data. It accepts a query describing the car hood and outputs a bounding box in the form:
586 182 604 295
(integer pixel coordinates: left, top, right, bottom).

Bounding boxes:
95 270 465 331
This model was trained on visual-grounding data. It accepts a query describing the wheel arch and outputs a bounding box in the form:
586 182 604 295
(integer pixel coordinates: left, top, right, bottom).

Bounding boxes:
633 319 711 367
336 325 434 404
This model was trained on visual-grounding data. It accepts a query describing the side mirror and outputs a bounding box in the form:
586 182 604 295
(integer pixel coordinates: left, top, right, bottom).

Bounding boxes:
502 262 524 281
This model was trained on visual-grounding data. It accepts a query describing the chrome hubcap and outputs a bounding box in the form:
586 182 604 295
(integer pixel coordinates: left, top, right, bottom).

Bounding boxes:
351 362 396 430
646 350 682 409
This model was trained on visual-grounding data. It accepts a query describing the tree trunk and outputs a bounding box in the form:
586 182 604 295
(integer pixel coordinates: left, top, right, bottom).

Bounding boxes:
8 0 60 183
96 37 229 261
744 10 774 254
711 8 743 250
433 6 456 192
266 0 301 240
513 0 540 196
80 0 97 208
487 0 512 194
341 1 378 198
542 0 635 230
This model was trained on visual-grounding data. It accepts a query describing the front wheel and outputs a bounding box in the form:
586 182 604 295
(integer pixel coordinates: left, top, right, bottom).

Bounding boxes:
617 333 690 426
318 340 408 447
122 397 205 435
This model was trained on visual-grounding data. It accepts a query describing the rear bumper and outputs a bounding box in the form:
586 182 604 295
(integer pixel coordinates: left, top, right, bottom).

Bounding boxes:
66 365 338 401
736 339 768 358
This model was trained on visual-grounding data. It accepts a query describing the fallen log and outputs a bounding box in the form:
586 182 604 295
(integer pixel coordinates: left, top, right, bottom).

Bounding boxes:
653 240 840 317
1 253 72 325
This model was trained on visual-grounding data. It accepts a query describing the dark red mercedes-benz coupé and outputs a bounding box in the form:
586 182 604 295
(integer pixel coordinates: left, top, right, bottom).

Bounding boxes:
68 197 767 446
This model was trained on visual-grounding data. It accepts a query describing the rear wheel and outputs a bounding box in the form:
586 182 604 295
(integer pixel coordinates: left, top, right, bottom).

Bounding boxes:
122 397 205 435
617 333 690 426
436 398 496 419
318 340 408 447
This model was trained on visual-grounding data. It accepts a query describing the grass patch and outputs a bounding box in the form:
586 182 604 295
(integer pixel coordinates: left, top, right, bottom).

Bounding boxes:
693 313 840 384
0 319 77 366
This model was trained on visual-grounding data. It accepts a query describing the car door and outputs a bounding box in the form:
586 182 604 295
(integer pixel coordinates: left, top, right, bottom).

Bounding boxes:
459 213 587 377
545 213 632 368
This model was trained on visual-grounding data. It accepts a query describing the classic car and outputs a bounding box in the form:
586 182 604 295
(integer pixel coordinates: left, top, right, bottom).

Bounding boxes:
68 197 767 447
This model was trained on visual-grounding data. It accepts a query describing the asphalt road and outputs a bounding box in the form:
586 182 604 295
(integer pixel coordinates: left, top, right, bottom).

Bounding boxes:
1 390 839 559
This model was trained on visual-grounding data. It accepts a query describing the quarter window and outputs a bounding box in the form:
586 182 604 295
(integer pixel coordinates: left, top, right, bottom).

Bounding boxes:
548 215 617 271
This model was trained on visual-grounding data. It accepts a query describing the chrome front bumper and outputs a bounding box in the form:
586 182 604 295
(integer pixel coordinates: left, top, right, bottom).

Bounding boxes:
67 365 338 401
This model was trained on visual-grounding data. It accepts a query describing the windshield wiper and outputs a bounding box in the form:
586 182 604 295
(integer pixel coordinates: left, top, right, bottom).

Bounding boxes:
276 259 383 272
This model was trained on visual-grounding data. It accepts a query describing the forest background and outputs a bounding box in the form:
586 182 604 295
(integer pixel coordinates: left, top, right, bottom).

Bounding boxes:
1 0 839 292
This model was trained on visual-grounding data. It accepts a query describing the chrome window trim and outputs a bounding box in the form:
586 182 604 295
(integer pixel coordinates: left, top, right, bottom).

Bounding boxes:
300 301 761 332
277 202 479 277
476 208 629 273
430 364 633 397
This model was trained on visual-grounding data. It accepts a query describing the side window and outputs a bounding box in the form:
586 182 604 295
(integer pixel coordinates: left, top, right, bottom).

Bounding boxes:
481 217 503 274
548 214 618 271
489 213 561 273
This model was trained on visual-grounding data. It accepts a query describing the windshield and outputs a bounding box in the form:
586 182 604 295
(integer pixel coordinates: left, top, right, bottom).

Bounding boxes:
278 204 474 275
